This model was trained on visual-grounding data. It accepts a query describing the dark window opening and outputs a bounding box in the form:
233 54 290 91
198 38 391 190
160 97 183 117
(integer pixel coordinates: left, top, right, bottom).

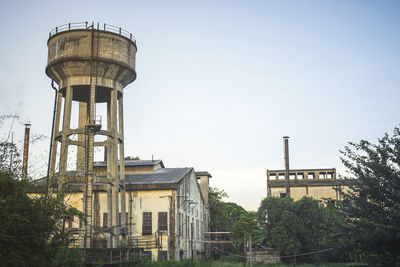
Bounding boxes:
143 212 152 235
103 213 108 228
158 212 168 231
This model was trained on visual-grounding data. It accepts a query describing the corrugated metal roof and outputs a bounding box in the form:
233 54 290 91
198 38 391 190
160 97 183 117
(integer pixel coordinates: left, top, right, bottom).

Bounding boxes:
126 168 192 184
93 160 164 167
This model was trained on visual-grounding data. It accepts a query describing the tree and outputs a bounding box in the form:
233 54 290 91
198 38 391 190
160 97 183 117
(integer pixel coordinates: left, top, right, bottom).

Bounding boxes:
257 196 346 263
124 155 140 160
340 126 400 265
0 115 83 266
231 211 260 243
208 187 247 232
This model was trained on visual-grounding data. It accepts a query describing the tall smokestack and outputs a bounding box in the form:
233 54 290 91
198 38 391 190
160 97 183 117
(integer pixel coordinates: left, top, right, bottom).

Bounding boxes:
23 123 31 178
283 136 290 197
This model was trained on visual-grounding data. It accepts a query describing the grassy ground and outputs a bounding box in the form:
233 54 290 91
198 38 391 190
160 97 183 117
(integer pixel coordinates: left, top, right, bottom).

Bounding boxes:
132 259 364 267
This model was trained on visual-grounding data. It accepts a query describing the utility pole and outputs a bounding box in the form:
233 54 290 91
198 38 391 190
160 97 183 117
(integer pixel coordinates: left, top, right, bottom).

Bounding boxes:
284 136 291 197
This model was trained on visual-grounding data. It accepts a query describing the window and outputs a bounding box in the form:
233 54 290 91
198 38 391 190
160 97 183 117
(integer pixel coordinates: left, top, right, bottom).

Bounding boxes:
158 251 167 261
119 212 128 226
280 193 286 198
308 172 315 179
141 251 152 260
269 174 276 180
103 213 108 228
143 212 152 235
289 173 296 180
327 172 333 179
65 216 73 228
158 212 168 231
319 172 326 179
278 173 285 180
297 173 304 179
196 219 199 239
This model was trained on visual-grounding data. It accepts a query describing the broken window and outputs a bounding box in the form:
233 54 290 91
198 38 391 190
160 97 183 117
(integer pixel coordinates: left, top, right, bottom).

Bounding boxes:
158 212 168 231
143 212 152 235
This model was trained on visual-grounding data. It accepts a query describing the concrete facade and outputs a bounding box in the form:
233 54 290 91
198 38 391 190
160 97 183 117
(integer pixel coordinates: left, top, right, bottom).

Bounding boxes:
45 23 137 248
267 168 350 201
36 160 211 261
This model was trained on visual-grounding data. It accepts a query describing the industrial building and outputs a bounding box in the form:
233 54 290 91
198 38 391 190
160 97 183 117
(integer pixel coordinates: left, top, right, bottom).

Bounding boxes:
266 168 349 200
33 22 211 261
36 160 211 261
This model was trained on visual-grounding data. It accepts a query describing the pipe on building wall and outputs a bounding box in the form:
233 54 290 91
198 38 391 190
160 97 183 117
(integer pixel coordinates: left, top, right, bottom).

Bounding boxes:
45 80 58 199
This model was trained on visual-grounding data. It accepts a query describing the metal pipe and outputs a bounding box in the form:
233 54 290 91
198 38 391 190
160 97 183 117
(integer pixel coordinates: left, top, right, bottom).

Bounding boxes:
284 136 290 197
22 123 31 178
46 80 58 199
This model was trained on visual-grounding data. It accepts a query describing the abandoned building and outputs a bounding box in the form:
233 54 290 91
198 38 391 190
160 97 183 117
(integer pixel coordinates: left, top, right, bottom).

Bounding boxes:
266 168 350 200
35 160 211 261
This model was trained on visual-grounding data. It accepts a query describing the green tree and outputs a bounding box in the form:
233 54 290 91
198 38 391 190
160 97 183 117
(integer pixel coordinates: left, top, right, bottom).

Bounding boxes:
231 211 260 243
0 116 83 266
257 196 346 263
208 187 247 232
0 171 83 267
340 126 400 265
124 155 140 160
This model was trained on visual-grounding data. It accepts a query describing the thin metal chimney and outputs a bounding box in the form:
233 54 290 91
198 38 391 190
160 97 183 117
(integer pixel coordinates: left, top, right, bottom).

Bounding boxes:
22 123 31 178
283 136 290 197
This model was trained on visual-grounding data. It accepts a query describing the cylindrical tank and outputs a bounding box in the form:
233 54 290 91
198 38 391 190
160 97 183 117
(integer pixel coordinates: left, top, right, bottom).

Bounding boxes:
46 23 137 101
45 23 137 249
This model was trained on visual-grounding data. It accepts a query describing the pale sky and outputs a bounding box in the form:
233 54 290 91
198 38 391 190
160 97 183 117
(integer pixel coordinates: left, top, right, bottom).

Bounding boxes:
0 0 399 210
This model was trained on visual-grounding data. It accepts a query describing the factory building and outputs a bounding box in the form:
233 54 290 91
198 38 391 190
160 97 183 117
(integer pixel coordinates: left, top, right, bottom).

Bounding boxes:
266 168 350 200
35 160 211 261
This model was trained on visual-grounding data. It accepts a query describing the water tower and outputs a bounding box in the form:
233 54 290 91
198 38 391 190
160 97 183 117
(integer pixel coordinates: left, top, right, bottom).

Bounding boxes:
45 22 137 248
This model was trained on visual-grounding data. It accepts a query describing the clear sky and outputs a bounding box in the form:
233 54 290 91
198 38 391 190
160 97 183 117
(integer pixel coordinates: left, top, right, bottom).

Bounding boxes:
0 0 399 210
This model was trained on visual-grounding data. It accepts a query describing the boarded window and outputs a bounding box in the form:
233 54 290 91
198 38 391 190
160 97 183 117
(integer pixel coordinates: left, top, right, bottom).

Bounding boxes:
103 213 108 228
158 212 168 231
143 212 152 235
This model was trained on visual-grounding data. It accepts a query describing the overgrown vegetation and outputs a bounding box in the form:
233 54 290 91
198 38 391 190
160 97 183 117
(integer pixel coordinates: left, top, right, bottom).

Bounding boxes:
0 116 83 267
339 126 400 265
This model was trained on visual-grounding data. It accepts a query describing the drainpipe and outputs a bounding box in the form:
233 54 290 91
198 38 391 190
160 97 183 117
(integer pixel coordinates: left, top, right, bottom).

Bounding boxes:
46 80 58 200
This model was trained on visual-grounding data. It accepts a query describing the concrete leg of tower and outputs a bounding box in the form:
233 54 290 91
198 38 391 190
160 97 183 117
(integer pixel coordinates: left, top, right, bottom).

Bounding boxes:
119 94 127 242
58 84 73 198
83 83 97 248
106 99 113 248
49 91 62 194
111 87 120 246
77 102 87 171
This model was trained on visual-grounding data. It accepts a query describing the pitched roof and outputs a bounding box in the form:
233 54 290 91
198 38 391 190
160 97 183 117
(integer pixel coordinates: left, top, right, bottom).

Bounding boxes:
126 168 191 185
94 160 164 168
